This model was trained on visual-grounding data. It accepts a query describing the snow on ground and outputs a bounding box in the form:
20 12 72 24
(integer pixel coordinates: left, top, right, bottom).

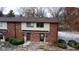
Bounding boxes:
58 31 79 42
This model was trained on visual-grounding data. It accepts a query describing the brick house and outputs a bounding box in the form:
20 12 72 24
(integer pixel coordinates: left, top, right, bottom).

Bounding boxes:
0 17 58 45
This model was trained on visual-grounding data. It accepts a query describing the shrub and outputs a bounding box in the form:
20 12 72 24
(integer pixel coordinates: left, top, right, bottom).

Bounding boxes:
57 39 66 44
56 39 67 49
5 38 13 43
57 43 67 49
75 43 79 49
68 40 77 48
6 37 24 45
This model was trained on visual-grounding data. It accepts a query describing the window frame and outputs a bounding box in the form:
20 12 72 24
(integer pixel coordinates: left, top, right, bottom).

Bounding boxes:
36 22 44 28
0 22 3 27
40 33 45 41
26 22 34 27
0 32 3 39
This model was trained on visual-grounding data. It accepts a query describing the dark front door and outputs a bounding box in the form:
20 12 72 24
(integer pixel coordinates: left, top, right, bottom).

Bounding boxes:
26 33 30 41
40 33 45 41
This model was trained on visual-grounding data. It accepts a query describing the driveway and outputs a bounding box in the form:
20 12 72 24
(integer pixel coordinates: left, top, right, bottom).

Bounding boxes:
58 31 79 42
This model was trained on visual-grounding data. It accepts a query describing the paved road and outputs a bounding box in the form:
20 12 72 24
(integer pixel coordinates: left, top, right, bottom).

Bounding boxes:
58 31 79 42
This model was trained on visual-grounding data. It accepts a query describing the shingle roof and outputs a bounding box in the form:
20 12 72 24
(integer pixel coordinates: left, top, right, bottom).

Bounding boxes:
0 17 58 23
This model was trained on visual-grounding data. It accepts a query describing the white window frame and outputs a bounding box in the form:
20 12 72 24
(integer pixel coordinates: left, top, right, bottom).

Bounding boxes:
0 33 5 42
0 22 3 27
26 22 34 27
36 22 44 28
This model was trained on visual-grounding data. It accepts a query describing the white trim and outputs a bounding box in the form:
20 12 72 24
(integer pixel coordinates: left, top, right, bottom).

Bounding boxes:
21 23 50 31
44 35 46 43
2 35 5 42
0 22 7 29
24 33 27 43
0 35 5 42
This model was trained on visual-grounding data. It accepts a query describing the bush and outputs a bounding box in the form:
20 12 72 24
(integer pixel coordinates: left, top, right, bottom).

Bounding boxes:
57 39 66 44
5 38 13 43
6 38 24 45
57 43 67 49
74 43 79 49
68 40 77 48
56 39 67 49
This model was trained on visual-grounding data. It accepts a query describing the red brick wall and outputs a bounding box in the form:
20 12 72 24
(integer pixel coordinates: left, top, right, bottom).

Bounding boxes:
27 23 58 44
5 23 15 38
15 23 23 39
47 23 58 45
5 22 23 40
30 31 40 42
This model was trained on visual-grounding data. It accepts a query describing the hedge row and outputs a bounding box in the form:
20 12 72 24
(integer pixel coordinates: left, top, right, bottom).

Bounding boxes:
6 37 24 45
56 39 79 49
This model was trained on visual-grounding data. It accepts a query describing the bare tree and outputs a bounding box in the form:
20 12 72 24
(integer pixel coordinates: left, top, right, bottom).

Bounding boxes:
36 7 45 17
48 7 65 19
0 7 5 17
17 7 65 18
17 7 37 17
63 7 79 31
17 7 46 17
17 7 27 16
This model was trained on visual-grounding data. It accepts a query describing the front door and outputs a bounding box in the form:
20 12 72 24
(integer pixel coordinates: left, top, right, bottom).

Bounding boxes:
24 33 30 42
40 33 45 42
26 33 30 41
0 32 5 42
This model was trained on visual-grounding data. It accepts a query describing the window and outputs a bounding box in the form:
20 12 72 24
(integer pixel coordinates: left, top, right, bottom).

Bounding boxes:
26 22 34 27
0 22 3 27
0 33 3 39
36 23 44 28
0 35 3 39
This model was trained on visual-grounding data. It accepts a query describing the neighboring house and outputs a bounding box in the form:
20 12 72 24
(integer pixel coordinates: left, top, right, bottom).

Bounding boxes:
0 17 58 45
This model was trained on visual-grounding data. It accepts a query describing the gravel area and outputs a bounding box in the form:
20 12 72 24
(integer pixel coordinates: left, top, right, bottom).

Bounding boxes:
0 42 78 51
13 42 79 51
